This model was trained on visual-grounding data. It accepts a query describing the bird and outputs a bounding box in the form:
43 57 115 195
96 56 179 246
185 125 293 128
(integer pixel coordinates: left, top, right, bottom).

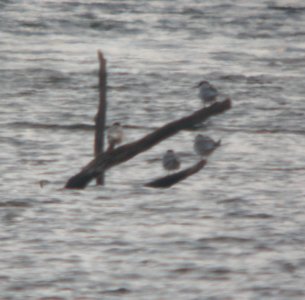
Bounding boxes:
162 149 180 174
195 80 218 107
107 122 123 151
194 134 221 157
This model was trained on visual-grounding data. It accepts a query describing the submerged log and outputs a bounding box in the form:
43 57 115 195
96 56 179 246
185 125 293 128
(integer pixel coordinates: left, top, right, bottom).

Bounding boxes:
65 98 231 189
145 159 206 188
94 50 107 185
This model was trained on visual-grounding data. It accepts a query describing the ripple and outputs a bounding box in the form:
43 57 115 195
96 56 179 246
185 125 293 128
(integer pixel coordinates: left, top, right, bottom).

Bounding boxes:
197 236 254 244
101 287 131 295
225 212 274 219
9 122 94 131
0 200 32 207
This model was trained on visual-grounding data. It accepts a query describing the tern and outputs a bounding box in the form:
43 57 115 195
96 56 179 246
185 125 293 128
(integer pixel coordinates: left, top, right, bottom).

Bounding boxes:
107 122 123 151
162 149 180 174
195 80 218 107
194 134 221 157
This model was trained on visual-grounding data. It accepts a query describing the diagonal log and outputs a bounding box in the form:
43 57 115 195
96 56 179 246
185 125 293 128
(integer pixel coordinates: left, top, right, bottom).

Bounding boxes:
65 98 231 189
145 159 206 188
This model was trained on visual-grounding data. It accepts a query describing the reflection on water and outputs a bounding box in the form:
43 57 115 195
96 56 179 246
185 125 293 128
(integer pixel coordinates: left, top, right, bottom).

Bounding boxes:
1 0 305 299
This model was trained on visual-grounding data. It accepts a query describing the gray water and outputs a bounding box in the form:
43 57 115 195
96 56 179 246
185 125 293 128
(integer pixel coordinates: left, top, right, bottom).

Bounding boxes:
1 0 305 299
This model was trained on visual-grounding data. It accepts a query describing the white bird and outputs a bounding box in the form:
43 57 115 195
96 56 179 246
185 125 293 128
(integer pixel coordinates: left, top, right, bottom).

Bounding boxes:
195 80 218 107
107 122 123 151
162 150 180 173
194 134 221 157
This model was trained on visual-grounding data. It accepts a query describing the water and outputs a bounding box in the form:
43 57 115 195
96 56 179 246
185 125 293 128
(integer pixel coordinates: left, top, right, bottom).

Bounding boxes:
1 0 305 299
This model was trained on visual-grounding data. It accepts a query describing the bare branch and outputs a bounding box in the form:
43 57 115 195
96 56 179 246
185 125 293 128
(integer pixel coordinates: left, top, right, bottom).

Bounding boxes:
145 159 206 188
65 98 231 189
94 50 107 185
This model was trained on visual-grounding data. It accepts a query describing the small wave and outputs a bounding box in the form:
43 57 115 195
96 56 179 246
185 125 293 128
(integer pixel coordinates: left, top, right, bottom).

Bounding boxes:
8 122 149 131
218 73 277 85
9 122 94 131
211 51 256 62
63 1 134 14
19 20 49 29
208 267 232 275
0 200 32 208
197 236 253 244
264 167 305 172
217 197 245 204
101 287 131 295
89 20 129 31
246 75 275 84
181 7 204 15
226 212 274 219
268 5 305 14
19 159 57 166
253 129 305 135
237 32 273 39
2 68 73 90
219 74 248 82
26 68 72 83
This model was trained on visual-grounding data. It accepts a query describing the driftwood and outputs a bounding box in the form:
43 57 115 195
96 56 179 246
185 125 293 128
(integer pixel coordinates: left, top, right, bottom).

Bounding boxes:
94 51 107 185
65 98 231 189
145 160 206 188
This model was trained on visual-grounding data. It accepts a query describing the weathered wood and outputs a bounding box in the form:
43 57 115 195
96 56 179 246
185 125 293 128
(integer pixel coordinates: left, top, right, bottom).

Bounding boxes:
65 98 231 189
145 159 206 188
94 50 107 185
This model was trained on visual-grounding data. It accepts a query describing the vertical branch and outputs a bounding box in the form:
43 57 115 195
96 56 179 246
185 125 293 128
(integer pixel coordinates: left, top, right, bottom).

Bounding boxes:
94 50 107 185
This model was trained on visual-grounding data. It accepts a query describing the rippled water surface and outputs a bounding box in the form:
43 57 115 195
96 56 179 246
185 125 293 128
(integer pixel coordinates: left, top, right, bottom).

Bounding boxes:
1 0 305 299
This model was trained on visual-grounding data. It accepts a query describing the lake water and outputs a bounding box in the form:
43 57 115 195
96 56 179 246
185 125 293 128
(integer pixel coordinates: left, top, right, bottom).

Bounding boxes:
1 0 305 299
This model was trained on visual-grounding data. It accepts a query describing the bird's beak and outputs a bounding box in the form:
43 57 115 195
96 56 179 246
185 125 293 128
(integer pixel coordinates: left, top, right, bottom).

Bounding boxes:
192 83 199 89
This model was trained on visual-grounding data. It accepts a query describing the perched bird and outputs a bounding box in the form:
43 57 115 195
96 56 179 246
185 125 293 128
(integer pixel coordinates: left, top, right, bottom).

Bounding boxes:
107 122 123 151
195 80 218 107
162 149 180 173
194 134 221 157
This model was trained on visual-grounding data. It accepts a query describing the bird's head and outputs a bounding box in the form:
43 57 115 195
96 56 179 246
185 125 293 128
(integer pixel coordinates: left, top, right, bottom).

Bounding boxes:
193 80 210 88
195 134 211 142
